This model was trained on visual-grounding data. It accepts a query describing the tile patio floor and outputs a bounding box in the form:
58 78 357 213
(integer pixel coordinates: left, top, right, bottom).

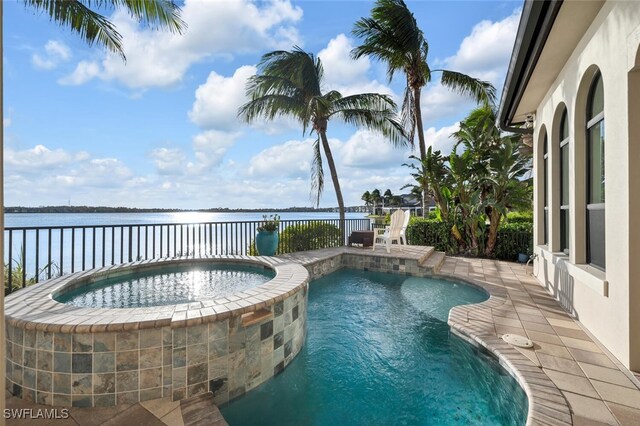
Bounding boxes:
440 256 640 425
5 392 227 425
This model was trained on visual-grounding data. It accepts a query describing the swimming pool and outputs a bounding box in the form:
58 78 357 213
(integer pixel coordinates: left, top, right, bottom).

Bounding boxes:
221 269 528 425
54 263 276 308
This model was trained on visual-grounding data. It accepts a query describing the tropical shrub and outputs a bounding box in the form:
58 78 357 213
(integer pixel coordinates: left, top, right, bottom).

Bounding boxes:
3 248 59 295
505 211 533 224
4 261 35 295
402 104 533 258
494 221 534 260
249 221 342 255
406 217 533 261
257 214 280 232
279 222 342 253
405 218 452 252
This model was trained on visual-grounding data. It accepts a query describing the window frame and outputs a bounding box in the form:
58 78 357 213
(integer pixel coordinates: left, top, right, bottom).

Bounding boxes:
586 72 605 270
559 109 570 255
543 133 549 245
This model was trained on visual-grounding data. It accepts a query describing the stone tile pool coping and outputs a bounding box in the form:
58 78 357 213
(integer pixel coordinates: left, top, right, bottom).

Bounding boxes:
4 256 309 332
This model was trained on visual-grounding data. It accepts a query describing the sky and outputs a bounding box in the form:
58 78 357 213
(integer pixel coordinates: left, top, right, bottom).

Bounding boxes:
3 0 522 209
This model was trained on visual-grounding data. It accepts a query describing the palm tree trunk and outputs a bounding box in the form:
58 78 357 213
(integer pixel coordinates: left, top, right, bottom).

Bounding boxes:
485 209 501 256
319 131 346 244
413 85 428 218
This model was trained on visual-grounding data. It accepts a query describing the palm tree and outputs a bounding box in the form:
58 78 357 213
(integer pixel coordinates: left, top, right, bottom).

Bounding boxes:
383 189 393 210
238 48 405 236
384 189 393 203
451 106 530 256
371 188 382 215
482 141 531 255
352 0 495 215
361 191 372 212
21 0 186 61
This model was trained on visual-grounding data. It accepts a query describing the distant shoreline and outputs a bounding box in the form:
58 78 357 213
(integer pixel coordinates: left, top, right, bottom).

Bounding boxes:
5 206 366 214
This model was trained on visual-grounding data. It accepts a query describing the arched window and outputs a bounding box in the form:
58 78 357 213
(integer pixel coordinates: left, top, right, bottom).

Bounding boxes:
543 133 549 245
560 109 570 254
586 72 605 269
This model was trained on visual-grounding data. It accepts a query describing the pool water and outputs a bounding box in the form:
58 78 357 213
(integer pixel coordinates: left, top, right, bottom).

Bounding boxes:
55 263 275 308
222 269 528 425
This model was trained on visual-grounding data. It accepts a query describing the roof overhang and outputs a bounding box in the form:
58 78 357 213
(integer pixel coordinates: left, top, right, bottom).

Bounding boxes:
498 0 605 133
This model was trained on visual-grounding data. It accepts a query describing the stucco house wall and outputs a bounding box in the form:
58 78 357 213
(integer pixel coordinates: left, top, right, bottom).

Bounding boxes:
532 0 640 369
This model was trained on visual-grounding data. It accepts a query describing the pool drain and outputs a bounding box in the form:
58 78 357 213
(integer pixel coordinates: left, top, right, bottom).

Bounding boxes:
501 334 533 348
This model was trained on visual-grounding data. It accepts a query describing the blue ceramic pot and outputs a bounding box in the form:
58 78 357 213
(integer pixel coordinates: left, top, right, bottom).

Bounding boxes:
518 253 529 263
256 231 279 256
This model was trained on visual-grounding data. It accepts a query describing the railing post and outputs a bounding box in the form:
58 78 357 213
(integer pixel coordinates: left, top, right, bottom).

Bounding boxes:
128 226 133 262
7 230 12 294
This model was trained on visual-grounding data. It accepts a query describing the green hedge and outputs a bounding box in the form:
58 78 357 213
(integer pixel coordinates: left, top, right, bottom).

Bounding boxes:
493 230 533 261
405 218 452 252
249 221 342 255
505 211 533 224
279 221 341 253
406 217 533 261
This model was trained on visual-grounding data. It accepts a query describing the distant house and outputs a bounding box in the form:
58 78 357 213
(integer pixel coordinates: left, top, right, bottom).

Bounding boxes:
380 194 436 216
499 0 640 370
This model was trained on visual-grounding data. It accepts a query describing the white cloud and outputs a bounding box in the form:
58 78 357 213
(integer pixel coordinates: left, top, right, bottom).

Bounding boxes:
81 158 134 185
5 144 88 172
340 129 409 168
443 10 520 82
420 84 473 123
32 40 72 70
424 123 460 155
3 117 10 128
243 126 427 206
3 121 455 208
317 34 394 98
58 61 101 85
149 130 241 177
248 139 313 178
191 130 240 169
318 34 370 87
150 148 187 175
61 0 303 89
420 10 520 126
4 144 136 207
189 66 256 130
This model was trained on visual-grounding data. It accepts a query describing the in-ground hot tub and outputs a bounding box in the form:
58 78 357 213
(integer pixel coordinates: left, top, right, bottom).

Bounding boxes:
4 256 309 408
53 262 277 308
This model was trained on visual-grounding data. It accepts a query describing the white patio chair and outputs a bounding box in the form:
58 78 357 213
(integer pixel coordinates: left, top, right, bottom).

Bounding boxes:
374 209 410 253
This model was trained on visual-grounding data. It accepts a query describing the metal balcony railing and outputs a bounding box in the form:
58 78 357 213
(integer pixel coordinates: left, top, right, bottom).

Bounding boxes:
3 218 374 294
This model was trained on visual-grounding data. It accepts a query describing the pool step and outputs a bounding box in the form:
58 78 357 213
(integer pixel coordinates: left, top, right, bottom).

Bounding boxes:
420 251 446 273
181 392 228 426
416 246 435 264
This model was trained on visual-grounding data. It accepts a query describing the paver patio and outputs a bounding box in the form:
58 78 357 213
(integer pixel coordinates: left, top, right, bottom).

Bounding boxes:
440 256 640 425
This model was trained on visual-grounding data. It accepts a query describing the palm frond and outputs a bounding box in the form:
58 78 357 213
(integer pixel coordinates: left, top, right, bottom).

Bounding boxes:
23 0 185 61
245 75 300 98
238 94 306 127
330 93 407 147
24 0 124 59
115 0 185 33
351 0 427 82
438 70 496 106
310 137 324 206
401 85 415 145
